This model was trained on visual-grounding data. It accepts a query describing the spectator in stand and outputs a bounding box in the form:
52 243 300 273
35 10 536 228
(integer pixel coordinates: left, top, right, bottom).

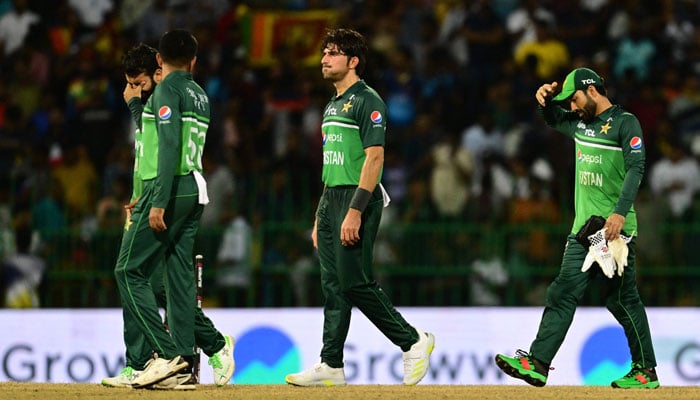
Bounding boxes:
200 146 235 229
0 0 39 57
513 17 570 81
426 127 473 220
508 157 561 269
461 112 504 199
462 0 509 118
505 0 555 54
612 19 657 82
51 141 97 223
68 0 113 30
648 139 700 266
134 0 170 44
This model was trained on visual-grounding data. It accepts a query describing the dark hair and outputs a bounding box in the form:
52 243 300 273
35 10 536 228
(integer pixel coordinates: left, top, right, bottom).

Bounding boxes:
123 43 159 78
159 29 198 67
321 28 368 75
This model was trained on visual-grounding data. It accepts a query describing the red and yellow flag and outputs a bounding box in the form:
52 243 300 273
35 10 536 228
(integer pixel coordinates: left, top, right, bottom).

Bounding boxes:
247 10 338 67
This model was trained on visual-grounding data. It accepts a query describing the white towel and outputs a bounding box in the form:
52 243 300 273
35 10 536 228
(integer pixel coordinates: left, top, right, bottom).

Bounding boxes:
192 170 209 205
379 183 391 208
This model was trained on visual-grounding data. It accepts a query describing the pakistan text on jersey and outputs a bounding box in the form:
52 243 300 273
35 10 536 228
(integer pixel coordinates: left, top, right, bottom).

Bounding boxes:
324 150 345 165
579 171 603 187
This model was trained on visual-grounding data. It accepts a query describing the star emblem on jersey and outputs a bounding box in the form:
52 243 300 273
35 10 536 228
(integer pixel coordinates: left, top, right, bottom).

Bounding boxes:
342 101 352 112
600 122 611 134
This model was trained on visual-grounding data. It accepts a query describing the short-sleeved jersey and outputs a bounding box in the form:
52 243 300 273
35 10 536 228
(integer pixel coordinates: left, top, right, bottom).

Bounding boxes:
139 71 210 207
321 80 386 187
539 103 645 235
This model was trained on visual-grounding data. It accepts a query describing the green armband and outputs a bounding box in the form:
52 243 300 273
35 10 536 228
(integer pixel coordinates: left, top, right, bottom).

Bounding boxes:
349 187 372 212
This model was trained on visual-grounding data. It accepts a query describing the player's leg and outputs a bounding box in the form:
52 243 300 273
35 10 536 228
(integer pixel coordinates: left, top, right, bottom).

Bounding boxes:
101 312 153 387
161 179 202 363
168 216 234 386
496 236 593 386
335 187 433 385
114 185 188 388
114 199 179 359
286 189 349 387
337 191 418 348
604 239 659 389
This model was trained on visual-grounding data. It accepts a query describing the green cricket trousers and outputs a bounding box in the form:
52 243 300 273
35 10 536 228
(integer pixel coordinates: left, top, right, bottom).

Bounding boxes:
122 259 226 370
316 186 419 368
115 174 206 363
530 235 657 368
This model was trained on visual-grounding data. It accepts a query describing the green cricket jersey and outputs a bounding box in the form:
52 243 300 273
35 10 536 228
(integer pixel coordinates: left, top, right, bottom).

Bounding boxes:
539 103 645 235
321 80 386 186
139 71 210 208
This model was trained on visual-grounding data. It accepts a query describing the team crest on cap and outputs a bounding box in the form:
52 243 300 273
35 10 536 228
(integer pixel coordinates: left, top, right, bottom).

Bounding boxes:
158 106 172 120
630 136 642 149
370 111 382 124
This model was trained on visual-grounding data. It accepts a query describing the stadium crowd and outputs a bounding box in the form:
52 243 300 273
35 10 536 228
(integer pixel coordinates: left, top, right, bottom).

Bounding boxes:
1 0 700 308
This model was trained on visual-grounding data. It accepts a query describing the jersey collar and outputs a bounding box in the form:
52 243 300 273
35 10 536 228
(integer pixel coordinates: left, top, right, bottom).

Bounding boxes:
334 79 365 100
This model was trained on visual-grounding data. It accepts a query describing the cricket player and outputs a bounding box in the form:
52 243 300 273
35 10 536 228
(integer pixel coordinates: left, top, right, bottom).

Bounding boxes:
112 30 225 389
103 43 234 389
285 28 434 387
495 68 659 389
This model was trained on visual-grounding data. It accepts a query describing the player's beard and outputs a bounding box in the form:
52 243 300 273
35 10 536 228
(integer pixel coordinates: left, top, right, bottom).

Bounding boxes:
322 67 347 82
579 94 597 123
141 89 154 104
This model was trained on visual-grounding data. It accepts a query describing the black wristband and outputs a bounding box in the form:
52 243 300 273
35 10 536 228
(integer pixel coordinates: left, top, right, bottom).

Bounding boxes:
349 187 372 212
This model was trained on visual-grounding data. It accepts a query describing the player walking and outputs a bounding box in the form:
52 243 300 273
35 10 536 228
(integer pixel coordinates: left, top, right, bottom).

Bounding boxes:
495 68 659 389
285 28 434 387
103 43 234 390
112 30 225 389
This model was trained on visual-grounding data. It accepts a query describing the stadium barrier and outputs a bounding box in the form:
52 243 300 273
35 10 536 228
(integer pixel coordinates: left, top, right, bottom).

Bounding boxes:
0 308 697 385
34 220 700 308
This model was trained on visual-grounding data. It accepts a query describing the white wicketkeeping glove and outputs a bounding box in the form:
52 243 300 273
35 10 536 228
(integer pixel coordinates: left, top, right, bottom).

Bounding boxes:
582 228 617 278
581 251 596 273
608 233 632 276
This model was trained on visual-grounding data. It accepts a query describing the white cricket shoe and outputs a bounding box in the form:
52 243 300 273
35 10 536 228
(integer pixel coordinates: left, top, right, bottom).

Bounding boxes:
150 373 196 390
101 366 142 388
285 362 347 387
402 331 435 385
209 334 235 386
131 356 188 388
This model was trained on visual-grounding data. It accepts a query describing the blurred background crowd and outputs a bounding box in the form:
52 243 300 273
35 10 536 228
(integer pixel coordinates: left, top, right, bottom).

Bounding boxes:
1 0 699 309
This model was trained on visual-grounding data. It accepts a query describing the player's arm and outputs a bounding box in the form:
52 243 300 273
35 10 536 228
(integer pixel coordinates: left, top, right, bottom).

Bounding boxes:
340 95 386 247
127 97 144 128
535 82 580 137
607 116 645 240
356 145 383 194
150 84 182 231
341 145 383 247
124 80 145 125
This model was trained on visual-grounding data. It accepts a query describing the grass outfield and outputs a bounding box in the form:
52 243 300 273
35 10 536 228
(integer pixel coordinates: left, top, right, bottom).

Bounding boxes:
2 383 700 400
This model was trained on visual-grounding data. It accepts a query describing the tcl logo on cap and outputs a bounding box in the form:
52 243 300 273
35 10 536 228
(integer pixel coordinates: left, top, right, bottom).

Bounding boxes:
630 136 642 149
159 106 172 120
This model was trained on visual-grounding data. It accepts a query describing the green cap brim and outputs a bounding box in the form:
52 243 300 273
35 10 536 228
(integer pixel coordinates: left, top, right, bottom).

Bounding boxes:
552 88 574 102
552 69 578 102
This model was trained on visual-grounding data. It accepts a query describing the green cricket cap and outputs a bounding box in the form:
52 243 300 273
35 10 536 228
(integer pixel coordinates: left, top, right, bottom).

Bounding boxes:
552 68 604 102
